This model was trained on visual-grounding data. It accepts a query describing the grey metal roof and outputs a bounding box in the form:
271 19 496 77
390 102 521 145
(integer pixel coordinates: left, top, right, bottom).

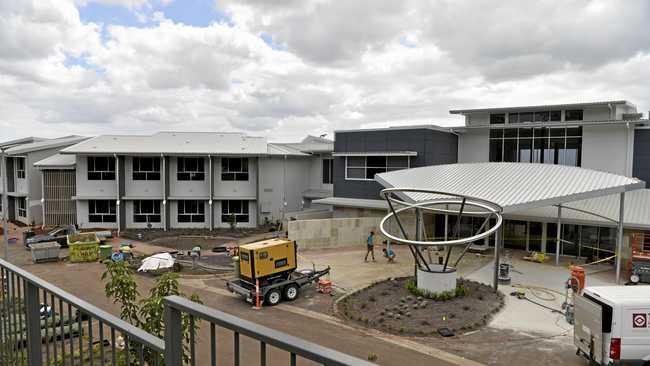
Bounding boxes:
332 151 418 157
0 137 46 149
335 124 454 134
61 132 309 156
266 143 309 156
449 100 632 114
34 154 76 169
312 197 388 210
6 136 88 155
375 162 645 213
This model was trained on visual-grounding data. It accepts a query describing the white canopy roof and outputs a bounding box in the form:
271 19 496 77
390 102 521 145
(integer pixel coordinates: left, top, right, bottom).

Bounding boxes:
375 163 645 213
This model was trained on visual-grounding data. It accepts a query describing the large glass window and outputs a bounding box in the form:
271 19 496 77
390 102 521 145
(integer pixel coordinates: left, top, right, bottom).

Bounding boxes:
88 200 116 223
133 200 161 223
565 109 583 121
222 200 249 223
177 157 204 181
490 114 505 124
17 198 26 218
15 158 25 179
322 158 333 184
489 127 582 166
177 200 205 223
88 157 116 180
345 156 409 180
507 110 561 124
221 158 249 181
132 157 160 180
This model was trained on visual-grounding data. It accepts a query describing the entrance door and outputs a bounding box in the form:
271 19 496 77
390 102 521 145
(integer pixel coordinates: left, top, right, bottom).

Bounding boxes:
529 222 543 252
546 223 558 254
503 220 527 250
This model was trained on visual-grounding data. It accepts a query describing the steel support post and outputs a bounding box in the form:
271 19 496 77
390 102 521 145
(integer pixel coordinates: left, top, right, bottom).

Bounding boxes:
616 192 625 285
25 280 43 366
164 302 184 366
555 205 562 266
493 226 501 292
1 149 8 260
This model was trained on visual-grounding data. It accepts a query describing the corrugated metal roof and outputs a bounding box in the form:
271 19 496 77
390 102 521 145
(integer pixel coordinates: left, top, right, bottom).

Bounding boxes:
332 151 418 157
375 162 645 213
6 136 88 155
312 197 388 210
449 100 632 114
0 137 46 149
34 154 76 169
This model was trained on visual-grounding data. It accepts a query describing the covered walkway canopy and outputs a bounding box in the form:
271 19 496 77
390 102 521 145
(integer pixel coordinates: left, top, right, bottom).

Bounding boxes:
375 162 646 286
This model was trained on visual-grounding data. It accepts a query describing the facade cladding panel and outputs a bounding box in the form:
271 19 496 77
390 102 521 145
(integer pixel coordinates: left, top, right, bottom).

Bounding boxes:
634 129 650 188
333 128 458 199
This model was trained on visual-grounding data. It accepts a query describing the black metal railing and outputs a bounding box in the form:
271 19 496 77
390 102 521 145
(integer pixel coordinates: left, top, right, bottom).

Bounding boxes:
0 258 373 366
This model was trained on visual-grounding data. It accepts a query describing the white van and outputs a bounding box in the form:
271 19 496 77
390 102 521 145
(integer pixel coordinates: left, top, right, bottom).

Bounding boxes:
575 286 650 365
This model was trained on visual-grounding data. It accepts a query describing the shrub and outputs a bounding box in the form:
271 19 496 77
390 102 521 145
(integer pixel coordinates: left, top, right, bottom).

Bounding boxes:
405 278 468 301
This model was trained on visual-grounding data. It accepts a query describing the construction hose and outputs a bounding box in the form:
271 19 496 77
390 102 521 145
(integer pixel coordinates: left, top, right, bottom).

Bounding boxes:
511 284 561 302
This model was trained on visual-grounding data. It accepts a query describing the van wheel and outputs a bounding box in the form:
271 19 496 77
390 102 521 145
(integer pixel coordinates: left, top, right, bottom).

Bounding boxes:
284 284 299 301
265 289 282 306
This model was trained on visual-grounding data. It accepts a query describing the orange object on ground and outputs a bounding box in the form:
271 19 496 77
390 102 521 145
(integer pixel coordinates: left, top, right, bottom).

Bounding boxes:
318 279 332 294
570 265 586 291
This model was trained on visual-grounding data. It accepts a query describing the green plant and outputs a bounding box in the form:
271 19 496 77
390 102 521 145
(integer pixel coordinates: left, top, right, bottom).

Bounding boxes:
228 213 237 230
367 352 378 362
102 261 201 364
405 278 469 301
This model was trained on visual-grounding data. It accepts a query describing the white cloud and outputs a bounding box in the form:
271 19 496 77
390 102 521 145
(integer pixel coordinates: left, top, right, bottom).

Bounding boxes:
0 0 649 142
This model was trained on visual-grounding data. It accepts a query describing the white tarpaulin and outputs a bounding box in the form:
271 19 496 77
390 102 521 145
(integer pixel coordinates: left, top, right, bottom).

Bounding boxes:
137 253 175 272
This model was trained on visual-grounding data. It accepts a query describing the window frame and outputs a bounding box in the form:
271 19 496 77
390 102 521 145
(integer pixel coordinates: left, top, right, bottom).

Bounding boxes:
177 157 205 181
344 156 410 181
489 113 505 124
88 200 117 223
221 200 250 223
488 127 582 167
133 200 161 223
87 156 116 181
17 198 26 218
15 158 26 179
132 157 161 181
221 157 249 181
565 109 584 121
322 158 333 184
177 200 205 223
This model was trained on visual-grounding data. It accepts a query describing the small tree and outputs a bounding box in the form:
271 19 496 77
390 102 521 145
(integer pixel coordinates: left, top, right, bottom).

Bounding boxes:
228 213 237 231
102 261 201 364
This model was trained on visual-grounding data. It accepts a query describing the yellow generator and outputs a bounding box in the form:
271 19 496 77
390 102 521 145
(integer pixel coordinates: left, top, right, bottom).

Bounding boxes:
227 238 330 306
238 238 297 284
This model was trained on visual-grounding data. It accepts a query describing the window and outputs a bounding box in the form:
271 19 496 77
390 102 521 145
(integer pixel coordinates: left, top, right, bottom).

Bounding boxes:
132 157 160 180
507 110 561 124
345 156 409 180
488 127 582 166
221 200 249 223
322 158 333 184
15 158 25 179
87 157 115 180
133 200 161 223
177 200 205 223
88 200 116 223
221 158 248 181
177 157 204 181
17 198 26 218
565 109 583 121
490 114 505 124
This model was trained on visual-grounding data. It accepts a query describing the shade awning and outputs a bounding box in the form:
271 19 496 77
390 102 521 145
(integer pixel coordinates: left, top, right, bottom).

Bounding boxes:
375 162 645 213
332 151 417 157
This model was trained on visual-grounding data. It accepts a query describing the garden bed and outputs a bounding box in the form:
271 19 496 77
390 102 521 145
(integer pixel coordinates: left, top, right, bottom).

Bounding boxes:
337 277 504 336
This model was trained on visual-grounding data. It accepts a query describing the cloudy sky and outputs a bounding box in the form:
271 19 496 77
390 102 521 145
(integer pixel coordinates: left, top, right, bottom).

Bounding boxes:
1 0 649 142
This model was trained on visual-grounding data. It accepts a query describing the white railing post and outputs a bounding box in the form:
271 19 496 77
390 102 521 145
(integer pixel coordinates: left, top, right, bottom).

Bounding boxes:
24 279 43 366
164 300 183 366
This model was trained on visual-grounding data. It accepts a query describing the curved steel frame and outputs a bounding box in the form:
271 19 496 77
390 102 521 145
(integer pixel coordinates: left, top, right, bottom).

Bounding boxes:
379 188 504 277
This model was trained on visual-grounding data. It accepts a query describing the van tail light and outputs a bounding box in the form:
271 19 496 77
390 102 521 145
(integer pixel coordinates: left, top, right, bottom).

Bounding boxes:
609 338 621 360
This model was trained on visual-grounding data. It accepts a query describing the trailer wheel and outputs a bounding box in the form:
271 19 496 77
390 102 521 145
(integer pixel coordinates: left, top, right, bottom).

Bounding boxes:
266 289 282 306
283 284 299 301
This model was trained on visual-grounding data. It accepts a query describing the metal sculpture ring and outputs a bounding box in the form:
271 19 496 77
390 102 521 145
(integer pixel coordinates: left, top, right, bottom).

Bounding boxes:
379 188 504 247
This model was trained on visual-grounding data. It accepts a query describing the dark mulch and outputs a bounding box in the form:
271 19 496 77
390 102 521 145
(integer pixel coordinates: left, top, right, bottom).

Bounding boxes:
337 277 504 336
120 227 273 244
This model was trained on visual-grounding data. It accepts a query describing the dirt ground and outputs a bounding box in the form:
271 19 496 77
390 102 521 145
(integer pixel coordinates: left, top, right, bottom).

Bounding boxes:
339 277 504 336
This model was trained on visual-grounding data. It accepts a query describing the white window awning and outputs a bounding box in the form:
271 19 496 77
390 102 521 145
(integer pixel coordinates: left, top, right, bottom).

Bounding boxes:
332 151 417 157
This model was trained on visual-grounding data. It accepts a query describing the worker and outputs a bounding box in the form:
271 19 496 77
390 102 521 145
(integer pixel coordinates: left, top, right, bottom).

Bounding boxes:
382 240 396 262
364 231 376 262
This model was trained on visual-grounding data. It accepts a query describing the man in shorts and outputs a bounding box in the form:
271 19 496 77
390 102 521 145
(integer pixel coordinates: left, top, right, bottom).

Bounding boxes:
364 231 376 262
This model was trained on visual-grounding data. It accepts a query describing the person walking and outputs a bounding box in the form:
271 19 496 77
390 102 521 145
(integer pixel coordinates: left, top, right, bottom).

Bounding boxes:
365 231 376 262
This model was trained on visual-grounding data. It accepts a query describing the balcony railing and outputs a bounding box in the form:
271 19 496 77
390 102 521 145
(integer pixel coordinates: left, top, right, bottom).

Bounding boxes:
0 258 373 366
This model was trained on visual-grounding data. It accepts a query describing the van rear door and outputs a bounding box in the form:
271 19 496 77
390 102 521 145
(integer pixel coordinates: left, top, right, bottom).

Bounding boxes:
575 295 604 364
621 306 650 362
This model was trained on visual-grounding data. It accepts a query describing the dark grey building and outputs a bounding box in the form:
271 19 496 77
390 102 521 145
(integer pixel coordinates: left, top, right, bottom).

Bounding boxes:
332 126 458 200
634 129 650 188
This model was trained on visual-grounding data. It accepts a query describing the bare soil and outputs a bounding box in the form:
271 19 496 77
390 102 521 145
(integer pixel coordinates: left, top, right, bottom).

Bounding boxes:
338 277 504 336
120 227 275 250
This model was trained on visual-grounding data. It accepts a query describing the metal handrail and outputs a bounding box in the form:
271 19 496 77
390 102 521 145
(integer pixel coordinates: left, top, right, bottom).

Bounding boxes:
0 257 165 353
164 295 375 366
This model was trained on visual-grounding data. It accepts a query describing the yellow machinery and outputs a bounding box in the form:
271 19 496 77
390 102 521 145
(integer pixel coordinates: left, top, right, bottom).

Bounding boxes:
227 238 330 306
238 239 297 283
